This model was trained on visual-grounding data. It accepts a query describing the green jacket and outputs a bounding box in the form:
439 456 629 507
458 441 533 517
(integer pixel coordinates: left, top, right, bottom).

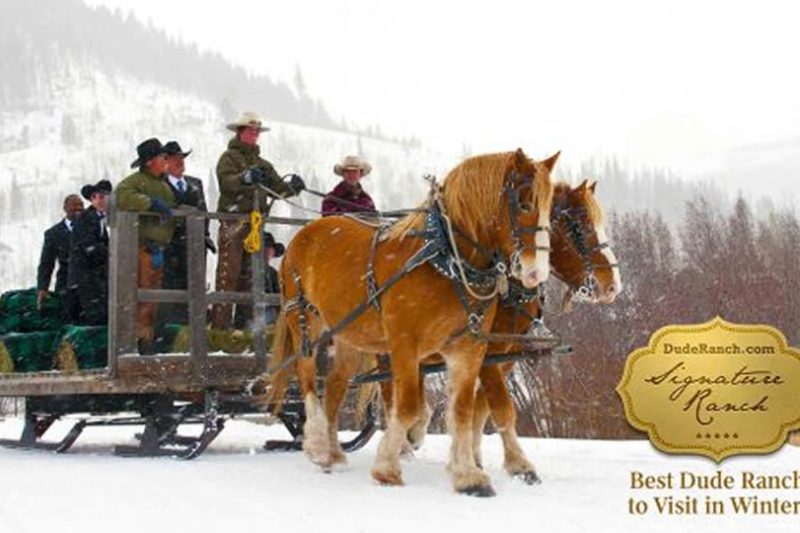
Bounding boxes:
216 137 296 213
116 169 176 246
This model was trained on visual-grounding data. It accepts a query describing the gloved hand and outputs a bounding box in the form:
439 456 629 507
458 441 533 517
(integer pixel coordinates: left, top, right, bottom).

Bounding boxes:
242 166 266 186
287 173 306 193
205 236 218 254
149 197 173 222
150 248 165 270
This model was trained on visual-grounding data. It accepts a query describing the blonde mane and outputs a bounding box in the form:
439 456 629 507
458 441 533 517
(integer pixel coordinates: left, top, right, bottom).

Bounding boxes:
390 150 553 243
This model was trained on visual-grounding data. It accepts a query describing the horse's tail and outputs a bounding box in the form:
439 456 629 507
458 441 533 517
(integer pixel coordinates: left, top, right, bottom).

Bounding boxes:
354 353 381 424
264 310 295 414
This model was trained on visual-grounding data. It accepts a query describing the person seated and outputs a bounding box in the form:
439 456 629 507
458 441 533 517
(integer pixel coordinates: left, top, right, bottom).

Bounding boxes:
37 194 84 320
68 180 112 326
234 230 284 329
321 155 376 216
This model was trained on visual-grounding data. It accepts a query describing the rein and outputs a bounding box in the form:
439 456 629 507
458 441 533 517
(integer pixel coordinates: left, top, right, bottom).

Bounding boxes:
265 169 559 379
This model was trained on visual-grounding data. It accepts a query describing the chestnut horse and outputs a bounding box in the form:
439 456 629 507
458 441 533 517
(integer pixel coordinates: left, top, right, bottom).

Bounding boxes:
316 179 620 485
469 179 621 481
268 149 557 496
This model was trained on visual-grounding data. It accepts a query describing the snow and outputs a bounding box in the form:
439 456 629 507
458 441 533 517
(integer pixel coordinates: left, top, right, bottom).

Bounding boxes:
0 59 455 293
0 417 798 533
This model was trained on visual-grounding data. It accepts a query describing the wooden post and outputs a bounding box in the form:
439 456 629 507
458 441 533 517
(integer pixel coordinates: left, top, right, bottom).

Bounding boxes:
251 193 268 372
186 214 208 381
107 208 139 376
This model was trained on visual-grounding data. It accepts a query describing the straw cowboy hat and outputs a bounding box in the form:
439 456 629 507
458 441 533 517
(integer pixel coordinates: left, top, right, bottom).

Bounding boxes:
226 111 270 132
334 155 372 177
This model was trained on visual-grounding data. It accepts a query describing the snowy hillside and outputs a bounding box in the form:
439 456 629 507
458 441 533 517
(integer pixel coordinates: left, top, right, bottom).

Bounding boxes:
0 60 455 292
0 418 798 533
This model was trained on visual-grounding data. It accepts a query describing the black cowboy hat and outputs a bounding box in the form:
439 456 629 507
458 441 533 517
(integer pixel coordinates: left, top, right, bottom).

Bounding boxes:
130 137 166 168
263 231 285 257
164 140 192 158
80 179 113 200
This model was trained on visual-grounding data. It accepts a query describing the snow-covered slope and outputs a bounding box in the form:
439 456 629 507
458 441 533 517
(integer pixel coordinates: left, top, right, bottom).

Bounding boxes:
0 60 454 292
0 418 797 533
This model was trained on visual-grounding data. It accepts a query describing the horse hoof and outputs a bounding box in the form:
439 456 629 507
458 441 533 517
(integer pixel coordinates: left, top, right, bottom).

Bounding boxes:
372 468 404 486
459 484 496 498
514 471 542 485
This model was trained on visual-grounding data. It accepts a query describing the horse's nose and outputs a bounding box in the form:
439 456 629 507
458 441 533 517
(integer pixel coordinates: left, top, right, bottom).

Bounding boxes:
522 270 541 289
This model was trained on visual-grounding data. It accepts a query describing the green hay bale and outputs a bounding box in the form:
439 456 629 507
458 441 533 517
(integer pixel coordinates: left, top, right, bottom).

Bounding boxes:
52 325 108 371
0 288 66 333
0 341 14 373
0 331 60 372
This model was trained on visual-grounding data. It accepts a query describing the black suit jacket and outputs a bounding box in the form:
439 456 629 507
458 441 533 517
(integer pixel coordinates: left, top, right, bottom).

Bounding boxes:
166 175 209 244
67 206 109 288
37 220 72 293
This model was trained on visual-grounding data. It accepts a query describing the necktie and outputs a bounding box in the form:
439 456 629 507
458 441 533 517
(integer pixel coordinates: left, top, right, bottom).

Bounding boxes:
98 213 107 238
177 180 186 194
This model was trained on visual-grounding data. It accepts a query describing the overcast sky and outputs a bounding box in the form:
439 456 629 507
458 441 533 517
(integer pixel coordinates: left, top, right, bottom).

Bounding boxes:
84 0 800 173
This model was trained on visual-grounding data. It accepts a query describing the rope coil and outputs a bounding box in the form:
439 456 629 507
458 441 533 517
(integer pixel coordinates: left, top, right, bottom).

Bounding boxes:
243 210 263 253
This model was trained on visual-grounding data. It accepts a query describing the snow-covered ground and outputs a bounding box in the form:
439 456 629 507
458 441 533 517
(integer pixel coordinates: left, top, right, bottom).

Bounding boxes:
0 417 797 533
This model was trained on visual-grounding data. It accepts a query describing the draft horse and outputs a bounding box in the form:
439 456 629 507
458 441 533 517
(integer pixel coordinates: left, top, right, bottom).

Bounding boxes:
323 179 622 485
268 149 557 496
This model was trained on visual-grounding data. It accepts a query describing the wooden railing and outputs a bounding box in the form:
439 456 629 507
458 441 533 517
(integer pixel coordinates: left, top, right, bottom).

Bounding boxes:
107 196 311 385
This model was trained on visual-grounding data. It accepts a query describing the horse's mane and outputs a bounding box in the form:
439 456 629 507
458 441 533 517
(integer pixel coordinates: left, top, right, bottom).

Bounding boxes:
554 181 604 225
389 150 551 243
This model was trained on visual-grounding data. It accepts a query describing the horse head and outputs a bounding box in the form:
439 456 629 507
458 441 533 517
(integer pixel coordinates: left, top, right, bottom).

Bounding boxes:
550 180 621 303
498 149 558 289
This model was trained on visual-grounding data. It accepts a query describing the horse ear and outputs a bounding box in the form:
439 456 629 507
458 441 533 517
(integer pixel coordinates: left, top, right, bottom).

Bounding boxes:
514 148 528 167
577 179 588 190
589 181 597 193
542 151 561 173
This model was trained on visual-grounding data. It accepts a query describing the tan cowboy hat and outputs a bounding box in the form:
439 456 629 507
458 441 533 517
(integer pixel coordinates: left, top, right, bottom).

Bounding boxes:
226 111 270 132
334 155 372 177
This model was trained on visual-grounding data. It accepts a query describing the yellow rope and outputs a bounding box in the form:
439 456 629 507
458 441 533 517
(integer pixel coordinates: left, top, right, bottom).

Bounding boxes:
243 210 263 253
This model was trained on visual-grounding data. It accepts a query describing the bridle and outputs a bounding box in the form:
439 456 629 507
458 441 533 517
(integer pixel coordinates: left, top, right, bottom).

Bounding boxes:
504 171 551 278
550 204 618 301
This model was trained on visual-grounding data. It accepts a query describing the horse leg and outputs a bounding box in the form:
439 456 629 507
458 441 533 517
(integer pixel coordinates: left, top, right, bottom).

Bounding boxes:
371 351 421 486
406 373 432 451
481 363 540 484
297 354 333 469
472 384 491 469
322 340 363 466
444 348 495 496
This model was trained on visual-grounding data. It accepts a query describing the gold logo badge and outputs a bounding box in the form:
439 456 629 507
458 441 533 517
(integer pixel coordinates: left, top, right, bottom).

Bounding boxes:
616 317 800 461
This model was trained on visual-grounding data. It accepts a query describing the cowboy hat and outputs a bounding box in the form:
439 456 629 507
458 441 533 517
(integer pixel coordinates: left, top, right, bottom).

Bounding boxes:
333 155 372 177
262 230 285 257
164 140 192 158
80 179 113 200
130 138 166 168
226 111 270 132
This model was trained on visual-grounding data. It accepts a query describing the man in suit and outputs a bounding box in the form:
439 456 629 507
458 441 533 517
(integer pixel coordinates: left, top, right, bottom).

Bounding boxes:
160 140 215 325
68 180 112 326
37 194 84 318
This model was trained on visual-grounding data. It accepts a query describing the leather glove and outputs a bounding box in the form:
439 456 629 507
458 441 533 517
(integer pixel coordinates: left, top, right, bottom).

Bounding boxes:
205 236 218 254
149 197 173 222
242 166 266 186
288 173 306 193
